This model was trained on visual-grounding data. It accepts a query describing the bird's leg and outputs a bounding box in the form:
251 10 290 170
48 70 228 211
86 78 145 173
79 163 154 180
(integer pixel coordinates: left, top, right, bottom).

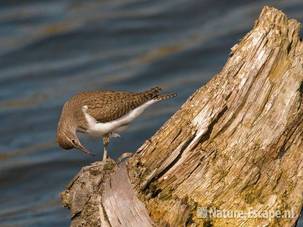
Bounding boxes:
102 135 110 161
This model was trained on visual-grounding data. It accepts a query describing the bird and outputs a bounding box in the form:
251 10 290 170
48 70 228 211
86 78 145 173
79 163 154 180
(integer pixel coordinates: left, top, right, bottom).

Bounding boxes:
56 87 176 160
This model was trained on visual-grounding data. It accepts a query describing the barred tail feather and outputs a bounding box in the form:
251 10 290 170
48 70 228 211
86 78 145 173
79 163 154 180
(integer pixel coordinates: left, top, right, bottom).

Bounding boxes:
143 86 162 99
149 86 162 94
155 93 177 101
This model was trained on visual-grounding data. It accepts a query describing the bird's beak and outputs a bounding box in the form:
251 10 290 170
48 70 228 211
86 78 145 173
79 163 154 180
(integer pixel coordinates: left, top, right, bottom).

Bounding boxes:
73 139 95 156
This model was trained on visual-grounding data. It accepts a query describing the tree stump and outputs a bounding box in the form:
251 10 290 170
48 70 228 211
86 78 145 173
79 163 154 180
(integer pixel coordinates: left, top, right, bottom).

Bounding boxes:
61 6 303 227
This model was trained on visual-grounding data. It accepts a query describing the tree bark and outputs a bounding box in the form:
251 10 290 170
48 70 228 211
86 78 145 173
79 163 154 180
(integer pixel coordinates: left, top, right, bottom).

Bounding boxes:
61 6 303 227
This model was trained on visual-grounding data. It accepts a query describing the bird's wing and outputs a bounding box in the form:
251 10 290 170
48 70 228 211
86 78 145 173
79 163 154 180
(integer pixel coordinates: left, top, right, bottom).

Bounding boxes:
74 87 162 123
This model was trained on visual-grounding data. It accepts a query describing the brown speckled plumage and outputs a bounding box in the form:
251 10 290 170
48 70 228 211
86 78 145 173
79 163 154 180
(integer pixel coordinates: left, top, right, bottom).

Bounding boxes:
56 86 176 158
60 87 174 128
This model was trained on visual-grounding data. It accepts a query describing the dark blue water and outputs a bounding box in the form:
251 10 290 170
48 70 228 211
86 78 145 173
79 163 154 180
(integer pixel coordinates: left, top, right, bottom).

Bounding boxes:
1 1 303 226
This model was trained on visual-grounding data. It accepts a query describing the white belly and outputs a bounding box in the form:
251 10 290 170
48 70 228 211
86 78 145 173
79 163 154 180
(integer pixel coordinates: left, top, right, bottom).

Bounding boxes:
82 99 157 137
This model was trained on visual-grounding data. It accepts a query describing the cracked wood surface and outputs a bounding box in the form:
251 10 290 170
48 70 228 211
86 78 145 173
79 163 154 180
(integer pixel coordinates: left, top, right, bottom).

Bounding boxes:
102 162 154 226
128 6 303 226
61 160 154 227
61 6 303 227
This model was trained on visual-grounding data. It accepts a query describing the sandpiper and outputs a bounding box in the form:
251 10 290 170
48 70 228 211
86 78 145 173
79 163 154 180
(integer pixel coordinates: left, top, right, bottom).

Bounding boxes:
56 87 176 160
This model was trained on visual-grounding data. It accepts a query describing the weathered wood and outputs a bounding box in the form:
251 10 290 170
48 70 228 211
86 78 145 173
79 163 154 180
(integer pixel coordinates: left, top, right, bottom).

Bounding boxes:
61 159 154 227
61 6 303 227
61 161 116 227
102 162 154 226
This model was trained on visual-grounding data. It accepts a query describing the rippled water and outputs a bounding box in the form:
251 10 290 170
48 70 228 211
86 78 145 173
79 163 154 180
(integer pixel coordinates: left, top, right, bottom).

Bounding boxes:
1 0 303 226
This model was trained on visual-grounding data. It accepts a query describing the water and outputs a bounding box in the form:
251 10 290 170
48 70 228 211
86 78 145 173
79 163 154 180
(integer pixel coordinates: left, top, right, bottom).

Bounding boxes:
0 0 303 226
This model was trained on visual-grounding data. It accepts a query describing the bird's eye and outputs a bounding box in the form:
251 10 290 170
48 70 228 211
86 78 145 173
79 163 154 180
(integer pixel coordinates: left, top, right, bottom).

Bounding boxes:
72 139 76 144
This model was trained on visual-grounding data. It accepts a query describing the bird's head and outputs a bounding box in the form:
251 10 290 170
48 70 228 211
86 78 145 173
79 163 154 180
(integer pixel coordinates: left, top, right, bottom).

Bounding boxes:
56 129 94 156
57 101 94 156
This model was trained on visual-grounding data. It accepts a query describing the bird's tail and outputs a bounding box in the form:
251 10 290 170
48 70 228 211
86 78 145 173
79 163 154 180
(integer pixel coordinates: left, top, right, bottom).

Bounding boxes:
155 93 177 101
143 86 162 99
142 86 176 101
